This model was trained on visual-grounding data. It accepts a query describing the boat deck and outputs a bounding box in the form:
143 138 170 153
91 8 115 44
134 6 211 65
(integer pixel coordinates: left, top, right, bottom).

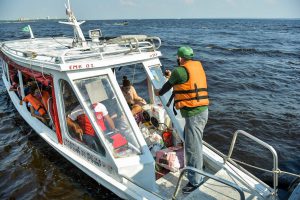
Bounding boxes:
156 165 265 200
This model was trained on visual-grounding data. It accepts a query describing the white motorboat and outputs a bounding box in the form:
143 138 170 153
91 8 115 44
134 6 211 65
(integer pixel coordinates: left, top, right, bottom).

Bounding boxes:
1 1 299 199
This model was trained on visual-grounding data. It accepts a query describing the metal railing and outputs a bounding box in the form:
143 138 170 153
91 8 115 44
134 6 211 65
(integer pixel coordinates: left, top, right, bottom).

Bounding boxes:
172 166 245 200
60 35 161 63
203 140 275 195
226 130 279 197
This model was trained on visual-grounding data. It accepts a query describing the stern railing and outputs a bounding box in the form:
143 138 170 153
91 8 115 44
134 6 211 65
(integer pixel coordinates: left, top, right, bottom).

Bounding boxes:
226 130 279 197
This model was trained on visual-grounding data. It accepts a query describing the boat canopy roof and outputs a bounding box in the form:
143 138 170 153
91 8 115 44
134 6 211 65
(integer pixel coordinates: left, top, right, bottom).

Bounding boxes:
1 35 162 72
1 50 51 86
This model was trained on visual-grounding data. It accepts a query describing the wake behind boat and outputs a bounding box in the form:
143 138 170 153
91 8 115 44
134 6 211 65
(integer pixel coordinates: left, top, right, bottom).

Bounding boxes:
1 1 299 199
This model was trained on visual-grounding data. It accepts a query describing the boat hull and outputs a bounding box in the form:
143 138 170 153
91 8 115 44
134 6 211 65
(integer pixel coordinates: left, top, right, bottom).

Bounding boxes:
1 69 162 200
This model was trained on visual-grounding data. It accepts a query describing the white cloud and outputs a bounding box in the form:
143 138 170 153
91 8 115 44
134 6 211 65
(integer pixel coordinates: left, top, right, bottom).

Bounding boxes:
120 0 137 6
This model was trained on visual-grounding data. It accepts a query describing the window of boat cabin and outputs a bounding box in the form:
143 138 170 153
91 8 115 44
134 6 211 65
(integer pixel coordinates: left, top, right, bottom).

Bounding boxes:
61 80 106 156
72 75 142 158
115 64 150 103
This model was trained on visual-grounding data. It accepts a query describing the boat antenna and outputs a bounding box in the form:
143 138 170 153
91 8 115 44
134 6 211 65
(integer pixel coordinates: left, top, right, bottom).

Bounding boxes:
28 25 35 39
59 0 86 47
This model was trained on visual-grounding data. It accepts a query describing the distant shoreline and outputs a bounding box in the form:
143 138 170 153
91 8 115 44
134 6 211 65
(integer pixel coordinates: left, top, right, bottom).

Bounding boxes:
0 18 299 22
0 19 65 23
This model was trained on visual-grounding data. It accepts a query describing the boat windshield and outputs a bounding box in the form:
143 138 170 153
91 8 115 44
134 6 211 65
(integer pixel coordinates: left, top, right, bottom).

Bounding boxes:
74 75 142 158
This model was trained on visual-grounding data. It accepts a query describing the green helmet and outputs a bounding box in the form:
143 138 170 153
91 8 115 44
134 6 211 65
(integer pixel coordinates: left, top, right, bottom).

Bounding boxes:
177 46 194 59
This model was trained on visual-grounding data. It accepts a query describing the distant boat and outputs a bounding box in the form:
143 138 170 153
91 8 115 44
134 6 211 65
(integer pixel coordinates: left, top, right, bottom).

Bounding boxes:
113 20 128 26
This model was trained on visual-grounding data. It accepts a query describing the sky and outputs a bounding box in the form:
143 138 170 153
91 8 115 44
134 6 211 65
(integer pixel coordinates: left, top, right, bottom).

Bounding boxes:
0 0 299 20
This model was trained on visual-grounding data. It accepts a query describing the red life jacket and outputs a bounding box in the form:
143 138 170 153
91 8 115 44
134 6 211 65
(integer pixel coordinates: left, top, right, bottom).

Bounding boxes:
77 114 95 136
76 105 106 136
92 103 106 132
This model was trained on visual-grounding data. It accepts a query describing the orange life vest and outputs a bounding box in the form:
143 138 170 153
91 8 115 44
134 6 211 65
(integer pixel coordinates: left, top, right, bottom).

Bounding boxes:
41 91 50 111
173 60 209 109
23 94 47 116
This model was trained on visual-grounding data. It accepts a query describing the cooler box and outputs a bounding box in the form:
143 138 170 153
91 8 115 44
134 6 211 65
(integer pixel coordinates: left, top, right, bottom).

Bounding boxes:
110 133 128 149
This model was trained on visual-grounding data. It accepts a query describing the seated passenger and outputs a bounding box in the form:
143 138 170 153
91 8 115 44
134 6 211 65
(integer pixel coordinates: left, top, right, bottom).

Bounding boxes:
121 76 146 115
23 88 48 124
9 84 21 97
9 73 32 95
101 86 122 120
9 72 21 98
24 79 36 96
9 72 19 88
66 102 116 152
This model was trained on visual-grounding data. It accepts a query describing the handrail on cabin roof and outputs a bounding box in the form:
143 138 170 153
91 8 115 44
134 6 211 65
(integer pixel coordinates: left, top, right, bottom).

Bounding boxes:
1 35 161 65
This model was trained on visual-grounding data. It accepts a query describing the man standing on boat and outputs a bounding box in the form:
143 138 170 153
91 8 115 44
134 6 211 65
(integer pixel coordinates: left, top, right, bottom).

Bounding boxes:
155 46 209 194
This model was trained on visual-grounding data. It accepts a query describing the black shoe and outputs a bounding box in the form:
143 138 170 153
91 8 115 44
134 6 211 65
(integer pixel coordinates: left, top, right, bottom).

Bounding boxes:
182 182 201 194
